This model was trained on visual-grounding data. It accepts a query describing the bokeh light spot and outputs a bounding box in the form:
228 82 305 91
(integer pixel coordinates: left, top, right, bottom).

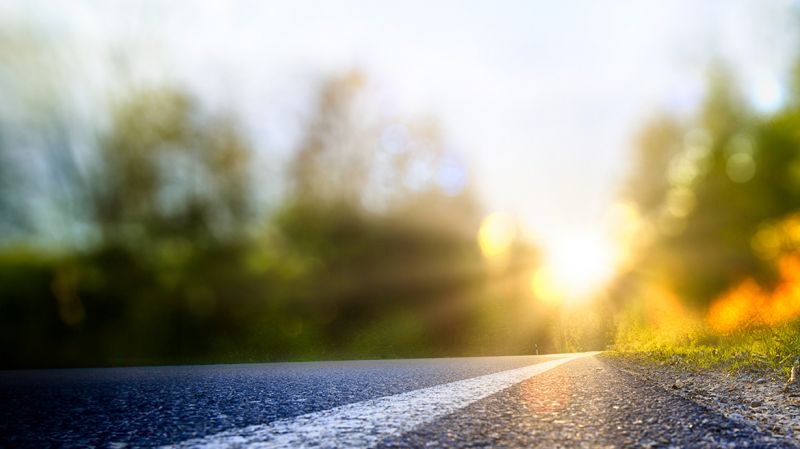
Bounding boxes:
752 76 785 113
437 154 467 196
478 212 515 259
726 153 756 183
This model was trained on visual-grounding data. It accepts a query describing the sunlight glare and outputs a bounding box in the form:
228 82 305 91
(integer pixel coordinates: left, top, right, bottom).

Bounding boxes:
537 230 618 302
531 267 563 305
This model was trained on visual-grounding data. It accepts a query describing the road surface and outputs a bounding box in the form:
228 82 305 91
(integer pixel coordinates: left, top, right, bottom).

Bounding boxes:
0 352 795 448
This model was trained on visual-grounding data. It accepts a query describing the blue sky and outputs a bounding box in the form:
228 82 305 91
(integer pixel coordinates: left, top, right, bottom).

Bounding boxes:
3 0 798 254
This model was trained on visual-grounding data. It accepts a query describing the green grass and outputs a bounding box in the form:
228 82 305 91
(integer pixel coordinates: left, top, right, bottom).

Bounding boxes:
610 317 800 377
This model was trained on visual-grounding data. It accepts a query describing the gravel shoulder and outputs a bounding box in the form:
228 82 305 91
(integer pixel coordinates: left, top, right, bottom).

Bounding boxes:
379 355 797 448
604 353 800 444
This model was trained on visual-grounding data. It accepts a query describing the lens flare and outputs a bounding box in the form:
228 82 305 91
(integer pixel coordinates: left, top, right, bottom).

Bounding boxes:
478 212 515 259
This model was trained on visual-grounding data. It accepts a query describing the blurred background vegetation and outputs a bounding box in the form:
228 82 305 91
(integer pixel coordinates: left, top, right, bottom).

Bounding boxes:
3 3 800 370
1 33 604 367
612 57 800 370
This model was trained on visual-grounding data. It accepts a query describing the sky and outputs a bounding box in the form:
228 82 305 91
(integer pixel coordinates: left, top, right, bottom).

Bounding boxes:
2 0 799 256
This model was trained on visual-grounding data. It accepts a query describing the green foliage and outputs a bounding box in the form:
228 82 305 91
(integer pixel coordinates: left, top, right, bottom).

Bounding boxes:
612 318 800 377
95 87 252 247
612 61 800 374
620 61 800 307
0 73 559 368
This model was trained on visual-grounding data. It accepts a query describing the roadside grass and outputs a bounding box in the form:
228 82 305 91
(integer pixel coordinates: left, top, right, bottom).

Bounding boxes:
608 317 800 378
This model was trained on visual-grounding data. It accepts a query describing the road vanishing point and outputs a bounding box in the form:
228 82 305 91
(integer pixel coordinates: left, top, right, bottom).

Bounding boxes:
1 352 796 448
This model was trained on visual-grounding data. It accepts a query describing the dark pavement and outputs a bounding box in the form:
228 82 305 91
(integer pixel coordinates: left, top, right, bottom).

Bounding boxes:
1 354 795 448
379 356 797 449
0 355 555 448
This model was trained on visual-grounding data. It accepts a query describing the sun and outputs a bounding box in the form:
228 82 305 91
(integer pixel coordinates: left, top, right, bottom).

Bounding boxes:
532 230 618 304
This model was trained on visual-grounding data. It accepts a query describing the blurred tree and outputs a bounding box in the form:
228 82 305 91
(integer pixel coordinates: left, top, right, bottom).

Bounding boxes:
290 71 373 208
93 87 252 248
277 71 546 357
0 60 550 367
625 114 683 213
288 70 481 233
622 63 800 309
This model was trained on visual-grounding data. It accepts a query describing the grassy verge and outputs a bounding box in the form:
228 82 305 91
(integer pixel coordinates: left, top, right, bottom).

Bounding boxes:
609 317 800 377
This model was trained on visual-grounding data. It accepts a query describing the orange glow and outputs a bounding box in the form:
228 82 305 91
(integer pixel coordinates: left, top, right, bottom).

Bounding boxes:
707 279 764 333
707 255 800 333
644 286 688 328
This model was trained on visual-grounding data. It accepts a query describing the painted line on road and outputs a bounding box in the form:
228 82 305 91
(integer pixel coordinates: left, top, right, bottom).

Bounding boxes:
166 352 597 449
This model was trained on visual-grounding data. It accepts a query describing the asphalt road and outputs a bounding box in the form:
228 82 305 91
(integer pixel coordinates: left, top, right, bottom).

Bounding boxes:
0 353 796 448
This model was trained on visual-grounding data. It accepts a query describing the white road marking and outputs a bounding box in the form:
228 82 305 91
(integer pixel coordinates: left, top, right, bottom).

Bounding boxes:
166 352 597 449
